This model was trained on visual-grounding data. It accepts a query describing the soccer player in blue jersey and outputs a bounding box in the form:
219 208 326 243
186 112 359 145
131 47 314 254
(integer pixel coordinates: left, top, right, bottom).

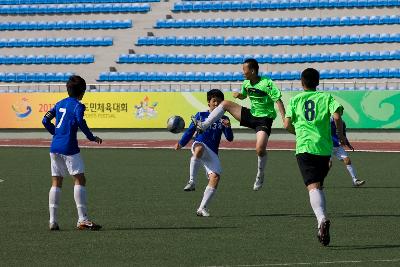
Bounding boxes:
42 75 102 231
174 89 234 216
330 114 365 187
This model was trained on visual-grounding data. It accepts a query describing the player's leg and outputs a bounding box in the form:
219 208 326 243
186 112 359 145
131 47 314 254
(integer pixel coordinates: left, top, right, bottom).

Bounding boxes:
253 130 269 190
67 153 101 230
196 144 222 217
49 176 63 230
49 152 68 230
297 153 331 246
197 173 220 217
196 100 242 131
184 143 204 191
335 147 365 186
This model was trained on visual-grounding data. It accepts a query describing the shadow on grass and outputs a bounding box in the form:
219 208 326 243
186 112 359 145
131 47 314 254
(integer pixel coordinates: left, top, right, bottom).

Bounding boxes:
106 226 239 231
326 186 400 189
329 244 400 250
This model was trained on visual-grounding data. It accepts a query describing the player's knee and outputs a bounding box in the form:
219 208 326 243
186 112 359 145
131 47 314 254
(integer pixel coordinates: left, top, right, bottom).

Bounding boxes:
343 157 351 165
256 148 266 157
74 174 86 186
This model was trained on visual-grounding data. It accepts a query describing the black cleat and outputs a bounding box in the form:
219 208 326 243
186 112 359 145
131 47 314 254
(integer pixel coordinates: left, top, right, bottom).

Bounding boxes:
317 219 331 246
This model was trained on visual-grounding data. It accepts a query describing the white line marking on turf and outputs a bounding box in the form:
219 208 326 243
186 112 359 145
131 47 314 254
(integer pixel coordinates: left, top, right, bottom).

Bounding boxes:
0 144 399 153
0 179 4 183
204 258 400 267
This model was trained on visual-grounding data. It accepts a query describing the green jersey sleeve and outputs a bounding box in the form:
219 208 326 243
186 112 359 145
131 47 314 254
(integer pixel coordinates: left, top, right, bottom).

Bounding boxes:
328 95 343 115
285 98 294 119
241 81 248 98
266 80 282 102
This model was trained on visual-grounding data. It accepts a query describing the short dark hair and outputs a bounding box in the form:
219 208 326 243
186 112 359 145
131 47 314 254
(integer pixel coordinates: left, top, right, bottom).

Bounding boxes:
243 58 259 74
301 68 319 89
207 89 224 102
67 75 86 98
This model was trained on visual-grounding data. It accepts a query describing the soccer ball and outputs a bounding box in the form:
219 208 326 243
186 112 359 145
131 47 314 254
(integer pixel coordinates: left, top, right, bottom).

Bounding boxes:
167 115 185 133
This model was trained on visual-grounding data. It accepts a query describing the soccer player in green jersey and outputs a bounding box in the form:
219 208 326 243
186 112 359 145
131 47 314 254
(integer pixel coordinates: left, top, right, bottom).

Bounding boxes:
284 68 347 246
193 58 286 191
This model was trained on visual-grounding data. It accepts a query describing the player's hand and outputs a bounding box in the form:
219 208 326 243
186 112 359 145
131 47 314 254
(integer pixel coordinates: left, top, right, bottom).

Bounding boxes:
94 136 102 144
232 92 240 99
174 142 182 150
345 140 355 151
221 118 231 127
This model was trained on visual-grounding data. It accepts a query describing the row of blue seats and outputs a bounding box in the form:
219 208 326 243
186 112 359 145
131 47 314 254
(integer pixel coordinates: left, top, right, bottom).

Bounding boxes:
2 86 396 93
136 33 400 46
0 20 132 31
0 37 113 48
0 3 150 14
0 54 94 64
117 50 400 64
98 69 400 82
155 15 400 28
0 72 73 82
0 0 158 4
173 0 400 11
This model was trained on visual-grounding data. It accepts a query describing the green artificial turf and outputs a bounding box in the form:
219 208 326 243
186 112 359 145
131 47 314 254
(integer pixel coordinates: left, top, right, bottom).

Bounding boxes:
0 148 399 266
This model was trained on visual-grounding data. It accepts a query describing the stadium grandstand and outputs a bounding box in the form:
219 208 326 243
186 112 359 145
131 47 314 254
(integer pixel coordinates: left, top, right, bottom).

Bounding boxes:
0 0 399 92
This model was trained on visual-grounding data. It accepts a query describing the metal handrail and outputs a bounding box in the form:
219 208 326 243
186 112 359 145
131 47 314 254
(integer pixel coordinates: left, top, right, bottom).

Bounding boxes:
0 81 399 93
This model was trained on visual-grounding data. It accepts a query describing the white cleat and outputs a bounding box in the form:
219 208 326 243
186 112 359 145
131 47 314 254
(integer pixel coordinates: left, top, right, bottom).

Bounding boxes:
191 116 205 134
183 181 196 191
253 176 264 191
196 208 210 217
353 179 365 187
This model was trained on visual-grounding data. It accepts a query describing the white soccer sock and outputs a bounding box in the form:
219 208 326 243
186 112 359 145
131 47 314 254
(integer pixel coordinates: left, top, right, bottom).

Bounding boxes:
202 105 225 129
257 153 267 178
189 157 201 184
309 188 327 228
49 186 61 224
74 185 88 222
198 186 216 210
346 165 357 181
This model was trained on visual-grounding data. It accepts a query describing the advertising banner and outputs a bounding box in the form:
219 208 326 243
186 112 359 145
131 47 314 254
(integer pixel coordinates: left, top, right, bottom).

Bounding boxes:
0 91 399 129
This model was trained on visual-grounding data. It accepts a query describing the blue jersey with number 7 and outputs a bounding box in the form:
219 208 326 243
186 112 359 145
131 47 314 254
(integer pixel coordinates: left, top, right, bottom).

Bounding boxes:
42 97 95 155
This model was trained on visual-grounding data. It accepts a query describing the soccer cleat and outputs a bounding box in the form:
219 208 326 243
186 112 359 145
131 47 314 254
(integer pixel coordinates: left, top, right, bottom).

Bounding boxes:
183 181 196 191
317 218 331 246
76 220 102 231
49 222 60 231
191 116 204 134
253 176 264 191
353 179 365 187
196 208 210 217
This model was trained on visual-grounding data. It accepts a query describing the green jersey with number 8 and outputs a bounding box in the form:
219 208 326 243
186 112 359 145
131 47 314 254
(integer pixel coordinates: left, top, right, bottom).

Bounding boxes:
285 90 343 156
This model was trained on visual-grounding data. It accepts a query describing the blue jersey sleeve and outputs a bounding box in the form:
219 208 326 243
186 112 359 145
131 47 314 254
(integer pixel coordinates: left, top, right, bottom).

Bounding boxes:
222 116 234 142
75 104 96 141
178 113 197 147
42 105 56 135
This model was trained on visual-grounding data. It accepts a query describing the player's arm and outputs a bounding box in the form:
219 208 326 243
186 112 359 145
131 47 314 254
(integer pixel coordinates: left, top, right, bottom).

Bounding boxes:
42 106 56 135
332 110 346 146
75 104 102 144
232 92 246 100
284 117 296 135
175 114 197 149
342 121 354 151
283 99 295 134
222 117 234 142
275 99 286 122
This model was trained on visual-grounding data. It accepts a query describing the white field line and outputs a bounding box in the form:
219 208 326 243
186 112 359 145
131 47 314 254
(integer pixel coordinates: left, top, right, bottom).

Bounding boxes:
0 144 399 153
0 179 4 183
204 258 400 267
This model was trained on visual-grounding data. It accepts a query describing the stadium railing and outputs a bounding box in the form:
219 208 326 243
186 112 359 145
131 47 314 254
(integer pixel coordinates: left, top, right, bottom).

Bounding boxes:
1 81 399 93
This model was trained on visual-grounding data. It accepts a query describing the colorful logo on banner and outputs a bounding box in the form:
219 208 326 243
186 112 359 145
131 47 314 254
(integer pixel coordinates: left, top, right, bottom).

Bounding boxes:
134 96 158 119
11 98 32 118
